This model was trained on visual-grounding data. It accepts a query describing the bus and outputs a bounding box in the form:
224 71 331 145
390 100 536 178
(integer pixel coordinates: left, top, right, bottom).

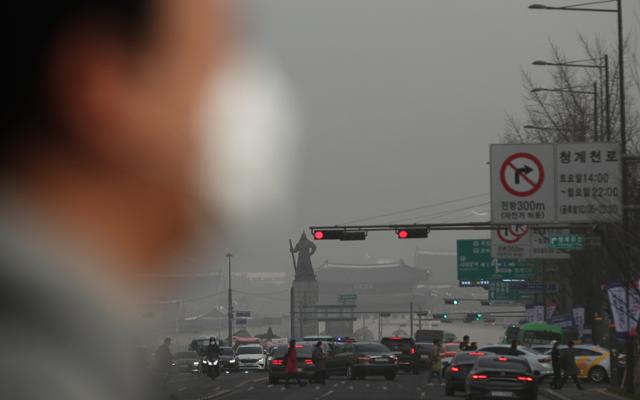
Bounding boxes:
503 323 563 346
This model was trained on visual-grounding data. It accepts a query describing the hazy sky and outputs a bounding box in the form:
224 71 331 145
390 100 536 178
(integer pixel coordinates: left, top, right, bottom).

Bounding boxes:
225 0 634 272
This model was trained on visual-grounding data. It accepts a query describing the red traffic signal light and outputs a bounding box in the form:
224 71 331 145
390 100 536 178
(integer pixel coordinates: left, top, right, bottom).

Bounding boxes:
396 227 429 239
312 230 366 241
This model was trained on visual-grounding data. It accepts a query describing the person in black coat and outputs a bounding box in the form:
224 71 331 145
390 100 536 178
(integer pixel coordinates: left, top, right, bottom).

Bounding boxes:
558 341 583 390
550 341 562 389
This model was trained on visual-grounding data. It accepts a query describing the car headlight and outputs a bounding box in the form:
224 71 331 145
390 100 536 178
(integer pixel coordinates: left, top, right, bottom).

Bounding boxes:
206 360 213 366
193 361 200 366
229 359 236 363
213 359 219 366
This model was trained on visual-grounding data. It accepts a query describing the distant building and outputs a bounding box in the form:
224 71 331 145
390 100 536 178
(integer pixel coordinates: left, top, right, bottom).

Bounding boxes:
414 248 457 283
315 260 430 311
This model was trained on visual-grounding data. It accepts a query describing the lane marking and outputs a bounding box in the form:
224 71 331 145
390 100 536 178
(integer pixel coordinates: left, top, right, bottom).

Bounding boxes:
349 386 354 390
247 386 254 392
543 388 573 400
319 390 334 399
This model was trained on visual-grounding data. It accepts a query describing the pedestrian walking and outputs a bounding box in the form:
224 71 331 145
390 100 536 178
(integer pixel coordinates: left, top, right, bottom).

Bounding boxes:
283 339 306 388
155 337 173 383
550 341 562 389
460 335 471 351
508 340 519 356
558 341 584 390
428 339 443 385
312 341 326 384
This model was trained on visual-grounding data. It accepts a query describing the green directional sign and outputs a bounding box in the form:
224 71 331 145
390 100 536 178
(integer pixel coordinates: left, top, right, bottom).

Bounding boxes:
489 281 532 301
549 234 584 250
338 294 357 303
457 240 536 281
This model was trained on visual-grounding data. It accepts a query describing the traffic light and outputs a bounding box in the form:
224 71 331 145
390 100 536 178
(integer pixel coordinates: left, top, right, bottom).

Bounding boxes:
396 227 429 239
445 299 460 305
312 230 366 241
442 313 449 320
475 313 483 321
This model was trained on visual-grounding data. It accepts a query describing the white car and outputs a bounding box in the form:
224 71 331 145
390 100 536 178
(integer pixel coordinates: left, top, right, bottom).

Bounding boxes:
235 344 267 370
477 345 553 379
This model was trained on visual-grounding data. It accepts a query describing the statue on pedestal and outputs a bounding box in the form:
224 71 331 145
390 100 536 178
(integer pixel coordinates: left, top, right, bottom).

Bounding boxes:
289 232 317 282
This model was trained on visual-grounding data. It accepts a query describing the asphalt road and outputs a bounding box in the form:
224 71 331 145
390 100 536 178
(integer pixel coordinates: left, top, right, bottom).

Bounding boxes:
215 372 555 400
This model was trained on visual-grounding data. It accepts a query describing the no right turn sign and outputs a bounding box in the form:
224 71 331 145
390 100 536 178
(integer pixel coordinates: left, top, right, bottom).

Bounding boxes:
491 144 556 224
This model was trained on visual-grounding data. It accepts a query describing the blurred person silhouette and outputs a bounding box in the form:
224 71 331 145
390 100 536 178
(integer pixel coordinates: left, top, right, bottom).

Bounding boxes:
558 341 584 390
155 337 174 382
0 1 232 399
508 339 519 356
460 335 471 351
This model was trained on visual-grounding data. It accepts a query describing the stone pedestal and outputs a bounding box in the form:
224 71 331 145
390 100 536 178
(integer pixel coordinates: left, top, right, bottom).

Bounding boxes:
292 280 319 337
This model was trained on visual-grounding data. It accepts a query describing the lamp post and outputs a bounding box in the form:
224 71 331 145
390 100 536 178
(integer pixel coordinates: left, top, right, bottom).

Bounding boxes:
530 85 598 140
532 56 611 141
529 1 631 392
226 253 233 347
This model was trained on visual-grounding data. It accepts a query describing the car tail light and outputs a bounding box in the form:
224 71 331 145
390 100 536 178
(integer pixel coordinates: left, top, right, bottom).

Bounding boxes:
295 345 303 348
272 359 284 366
498 357 508 361
357 356 371 363
410 347 416 355
471 374 488 380
450 366 460 372
517 376 534 382
304 359 314 365
469 352 485 356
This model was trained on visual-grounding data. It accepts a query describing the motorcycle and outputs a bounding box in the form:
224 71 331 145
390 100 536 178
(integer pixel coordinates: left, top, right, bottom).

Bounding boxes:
201 355 220 380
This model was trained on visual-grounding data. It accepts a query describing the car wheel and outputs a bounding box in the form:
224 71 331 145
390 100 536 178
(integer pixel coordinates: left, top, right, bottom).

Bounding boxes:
268 377 279 384
385 374 396 381
346 365 355 380
445 385 455 396
589 366 608 383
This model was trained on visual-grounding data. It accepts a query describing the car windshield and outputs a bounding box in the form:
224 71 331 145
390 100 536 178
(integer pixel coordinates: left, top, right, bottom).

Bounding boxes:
355 343 390 353
221 348 234 356
174 352 198 359
417 344 433 352
477 357 530 372
382 339 411 351
452 351 488 364
236 346 262 355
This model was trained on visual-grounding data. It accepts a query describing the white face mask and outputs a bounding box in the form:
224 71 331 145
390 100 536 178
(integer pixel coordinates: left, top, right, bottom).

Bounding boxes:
196 47 300 230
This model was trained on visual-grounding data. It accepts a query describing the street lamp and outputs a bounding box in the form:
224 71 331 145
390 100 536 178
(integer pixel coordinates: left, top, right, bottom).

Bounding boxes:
226 253 233 347
529 0 632 392
532 56 611 141
531 84 599 139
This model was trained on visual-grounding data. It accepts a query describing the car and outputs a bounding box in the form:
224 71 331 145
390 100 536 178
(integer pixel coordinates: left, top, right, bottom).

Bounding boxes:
466 355 538 400
325 342 398 380
235 344 267 370
477 345 552 380
538 344 611 383
267 341 319 384
219 346 239 372
380 336 419 374
416 342 434 370
171 351 201 374
445 351 493 396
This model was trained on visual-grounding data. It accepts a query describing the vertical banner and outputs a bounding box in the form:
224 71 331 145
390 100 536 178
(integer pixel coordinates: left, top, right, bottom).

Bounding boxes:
572 307 585 337
546 304 557 319
607 282 640 334
534 304 544 322
526 305 536 323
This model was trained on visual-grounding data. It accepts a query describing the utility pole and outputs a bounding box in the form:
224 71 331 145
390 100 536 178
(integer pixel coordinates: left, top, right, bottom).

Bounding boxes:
410 302 414 338
418 305 423 331
226 253 233 347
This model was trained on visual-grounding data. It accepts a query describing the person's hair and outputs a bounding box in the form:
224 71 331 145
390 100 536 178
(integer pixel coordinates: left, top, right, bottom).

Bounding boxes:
463 335 469 341
289 339 296 345
567 340 574 348
164 337 171 344
433 339 440 344
1 2 152 161
316 341 322 347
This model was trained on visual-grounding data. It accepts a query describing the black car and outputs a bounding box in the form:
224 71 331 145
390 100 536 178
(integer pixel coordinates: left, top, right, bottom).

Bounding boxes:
445 351 492 396
171 351 201 374
416 342 434 370
380 336 419 374
466 355 538 400
325 342 398 380
267 341 318 384
219 346 239 371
